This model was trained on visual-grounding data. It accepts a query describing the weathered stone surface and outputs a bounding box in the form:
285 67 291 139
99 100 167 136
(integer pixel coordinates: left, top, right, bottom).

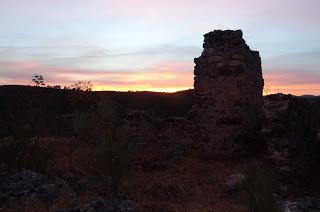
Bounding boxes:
279 197 320 212
0 169 74 208
263 94 320 181
124 109 193 172
191 30 264 157
58 197 136 212
225 173 245 192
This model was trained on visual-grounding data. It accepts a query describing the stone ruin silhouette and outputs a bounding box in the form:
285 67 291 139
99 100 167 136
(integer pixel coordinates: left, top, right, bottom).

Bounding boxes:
191 30 264 157
129 30 264 159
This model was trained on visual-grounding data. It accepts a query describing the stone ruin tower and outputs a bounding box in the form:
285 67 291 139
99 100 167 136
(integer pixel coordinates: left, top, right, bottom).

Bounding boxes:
192 30 264 157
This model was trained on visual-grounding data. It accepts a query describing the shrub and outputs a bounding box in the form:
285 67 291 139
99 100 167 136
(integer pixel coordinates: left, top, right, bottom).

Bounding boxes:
95 98 130 196
69 81 93 91
0 137 24 173
0 137 54 174
23 138 55 173
96 131 130 196
286 98 320 181
243 163 279 212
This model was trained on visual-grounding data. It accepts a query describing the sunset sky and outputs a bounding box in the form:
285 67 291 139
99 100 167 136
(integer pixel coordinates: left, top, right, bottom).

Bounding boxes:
0 0 320 95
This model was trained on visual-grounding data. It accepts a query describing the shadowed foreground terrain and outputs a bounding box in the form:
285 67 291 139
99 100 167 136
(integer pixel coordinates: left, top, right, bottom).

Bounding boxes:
1 30 320 212
1 85 320 212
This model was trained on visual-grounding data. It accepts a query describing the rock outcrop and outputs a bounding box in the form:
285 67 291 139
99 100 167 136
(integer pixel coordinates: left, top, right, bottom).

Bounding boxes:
279 197 320 212
58 197 136 212
0 169 74 208
192 30 264 157
125 109 193 172
263 94 320 190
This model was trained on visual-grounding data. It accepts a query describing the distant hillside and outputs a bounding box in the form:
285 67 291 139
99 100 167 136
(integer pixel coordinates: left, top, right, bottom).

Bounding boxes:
0 85 194 137
0 85 194 117
300 95 320 103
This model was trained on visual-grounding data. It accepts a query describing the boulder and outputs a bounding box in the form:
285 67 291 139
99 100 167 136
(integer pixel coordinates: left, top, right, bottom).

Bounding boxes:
0 169 73 208
225 173 245 192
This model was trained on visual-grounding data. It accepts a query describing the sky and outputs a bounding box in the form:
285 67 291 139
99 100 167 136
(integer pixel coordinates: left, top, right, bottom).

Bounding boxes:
0 0 320 95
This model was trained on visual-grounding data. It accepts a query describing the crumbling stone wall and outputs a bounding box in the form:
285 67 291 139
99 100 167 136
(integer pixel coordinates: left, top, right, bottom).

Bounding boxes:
192 30 264 157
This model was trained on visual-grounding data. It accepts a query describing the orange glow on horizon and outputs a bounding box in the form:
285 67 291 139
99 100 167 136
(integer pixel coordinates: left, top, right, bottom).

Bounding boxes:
263 84 320 96
93 85 192 93
1 80 319 96
93 84 320 95
263 71 320 96
1 60 320 96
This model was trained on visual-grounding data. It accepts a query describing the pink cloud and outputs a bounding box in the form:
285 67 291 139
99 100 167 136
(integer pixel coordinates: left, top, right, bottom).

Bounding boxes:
264 70 320 95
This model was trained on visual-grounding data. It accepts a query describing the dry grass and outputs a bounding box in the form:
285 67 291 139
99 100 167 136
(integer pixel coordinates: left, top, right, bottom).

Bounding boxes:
3 136 254 212
123 155 249 211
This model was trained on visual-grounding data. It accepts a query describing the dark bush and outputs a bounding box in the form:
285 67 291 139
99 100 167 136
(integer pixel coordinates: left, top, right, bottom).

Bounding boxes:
96 131 130 196
95 98 130 196
287 98 320 171
243 163 279 212
0 137 54 174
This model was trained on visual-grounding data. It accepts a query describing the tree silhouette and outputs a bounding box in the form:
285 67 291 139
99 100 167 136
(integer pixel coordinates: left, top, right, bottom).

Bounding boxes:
70 81 93 91
32 74 45 87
